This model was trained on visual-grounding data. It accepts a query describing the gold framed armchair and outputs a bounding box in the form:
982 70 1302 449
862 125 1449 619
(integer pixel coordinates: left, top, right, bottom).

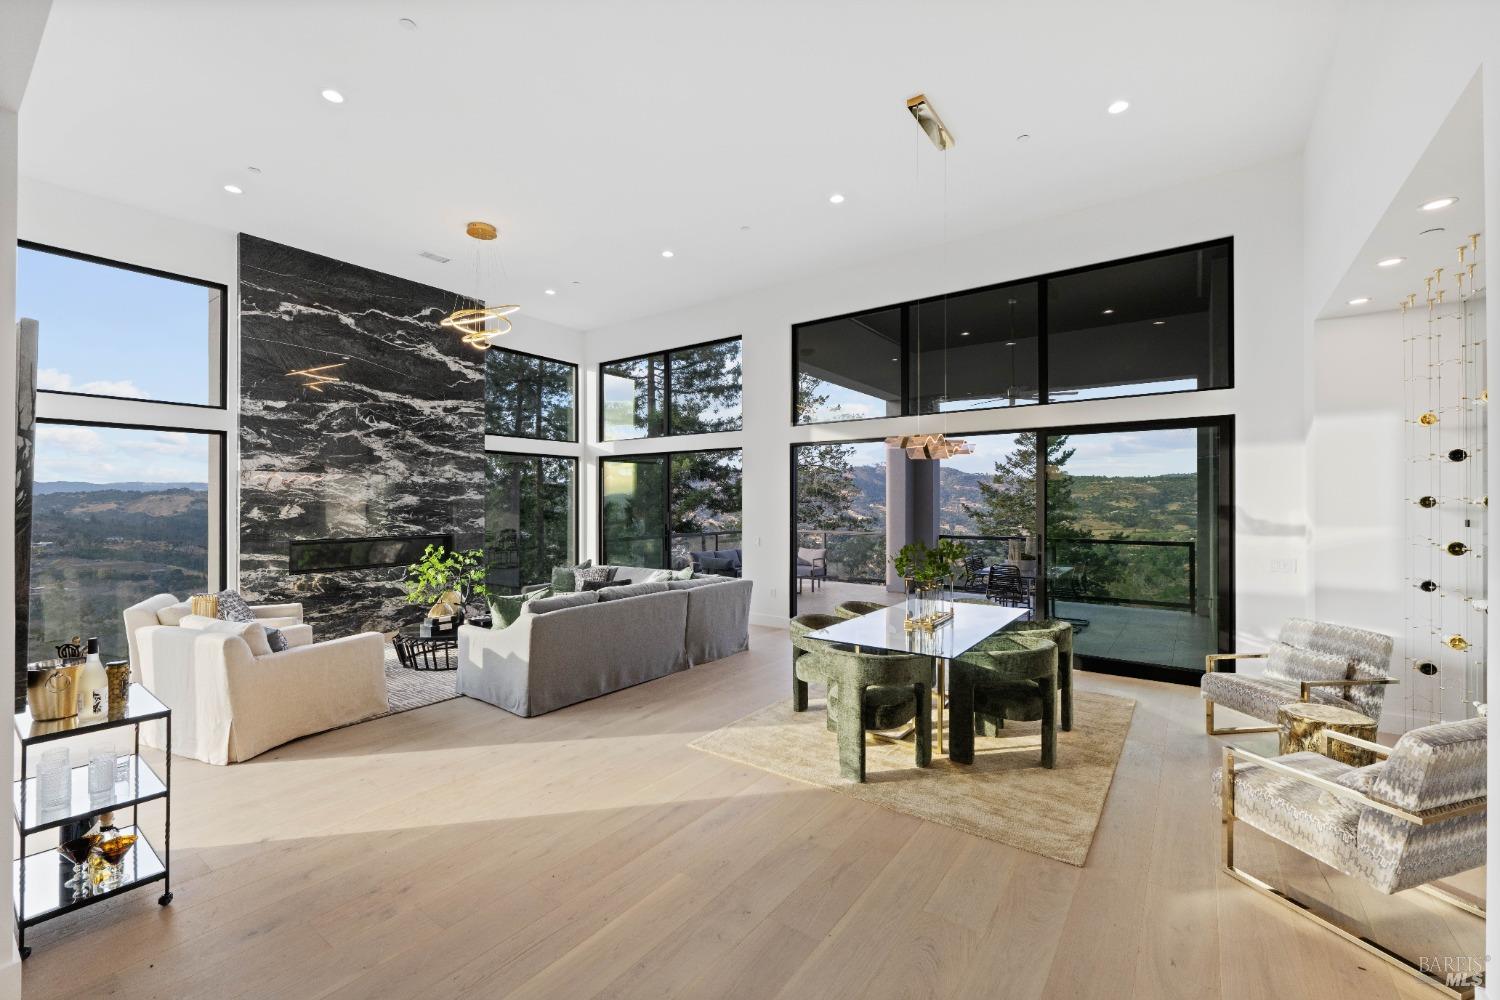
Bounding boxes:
1201 618 1395 736
1214 717 1487 998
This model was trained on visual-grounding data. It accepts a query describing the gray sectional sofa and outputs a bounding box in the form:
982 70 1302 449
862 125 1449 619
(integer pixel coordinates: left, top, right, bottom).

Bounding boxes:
456 567 753 717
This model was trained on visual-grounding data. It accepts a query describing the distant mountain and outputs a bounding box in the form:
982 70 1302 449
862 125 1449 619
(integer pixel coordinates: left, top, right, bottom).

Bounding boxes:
34 481 208 494
846 462 1197 539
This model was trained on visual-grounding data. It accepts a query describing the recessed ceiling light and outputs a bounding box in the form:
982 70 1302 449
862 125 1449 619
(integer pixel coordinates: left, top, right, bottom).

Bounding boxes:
544 289 557 296
1377 256 1405 267
1420 196 1458 211
1348 297 1371 306
890 357 898 362
223 184 243 195
829 193 845 204
959 330 970 336
1003 341 1017 347
1101 308 1115 315
660 250 674 258
1107 99 1130 115
1152 320 1166 326
321 89 345 104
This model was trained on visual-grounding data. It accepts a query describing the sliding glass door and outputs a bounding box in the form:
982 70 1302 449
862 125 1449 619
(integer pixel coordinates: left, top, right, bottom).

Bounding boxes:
789 418 1232 676
1043 420 1230 671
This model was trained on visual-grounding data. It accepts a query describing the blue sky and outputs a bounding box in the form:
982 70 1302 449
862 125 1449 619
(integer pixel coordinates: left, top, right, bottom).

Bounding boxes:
33 423 211 484
17 247 215 403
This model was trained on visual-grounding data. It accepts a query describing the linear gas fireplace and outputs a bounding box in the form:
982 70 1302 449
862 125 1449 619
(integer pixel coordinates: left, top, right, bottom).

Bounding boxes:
288 533 454 575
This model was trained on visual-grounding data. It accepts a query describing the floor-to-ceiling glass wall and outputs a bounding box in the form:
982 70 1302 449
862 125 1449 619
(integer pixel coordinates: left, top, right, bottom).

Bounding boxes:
484 452 577 595
792 440 890 615
1044 420 1230 671
601 449 743 569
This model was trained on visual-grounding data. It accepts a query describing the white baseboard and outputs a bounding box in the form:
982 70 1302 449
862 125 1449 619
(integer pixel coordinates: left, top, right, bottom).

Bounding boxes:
750 612 789 630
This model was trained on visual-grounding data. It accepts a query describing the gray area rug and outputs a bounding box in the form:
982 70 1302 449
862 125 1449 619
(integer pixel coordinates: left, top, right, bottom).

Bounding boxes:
376 642 459 717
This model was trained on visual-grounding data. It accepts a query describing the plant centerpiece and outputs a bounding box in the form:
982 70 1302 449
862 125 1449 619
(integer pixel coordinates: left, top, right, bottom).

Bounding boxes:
893 539 968 627
404 544 488 623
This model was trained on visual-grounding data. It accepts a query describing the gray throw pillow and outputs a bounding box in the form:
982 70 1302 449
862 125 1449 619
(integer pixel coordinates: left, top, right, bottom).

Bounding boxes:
574 565 616 591
217 589 287 652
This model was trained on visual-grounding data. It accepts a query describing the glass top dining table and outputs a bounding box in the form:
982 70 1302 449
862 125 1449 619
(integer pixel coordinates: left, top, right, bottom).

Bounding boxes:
805 599 1029 660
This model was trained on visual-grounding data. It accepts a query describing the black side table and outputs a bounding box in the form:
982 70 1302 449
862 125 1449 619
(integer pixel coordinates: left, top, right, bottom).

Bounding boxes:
393 629 458 671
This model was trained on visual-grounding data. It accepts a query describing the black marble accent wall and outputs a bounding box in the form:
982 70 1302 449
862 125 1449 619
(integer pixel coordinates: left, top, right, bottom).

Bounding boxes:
238 235 483 638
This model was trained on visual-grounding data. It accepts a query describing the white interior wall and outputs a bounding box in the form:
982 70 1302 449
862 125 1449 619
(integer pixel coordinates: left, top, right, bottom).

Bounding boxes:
581 155 1310 642
1302 3 1500 989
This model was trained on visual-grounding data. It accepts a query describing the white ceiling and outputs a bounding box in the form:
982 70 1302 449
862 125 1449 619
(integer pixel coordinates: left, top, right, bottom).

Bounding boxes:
1323 77 1485 320
21 0 1348 330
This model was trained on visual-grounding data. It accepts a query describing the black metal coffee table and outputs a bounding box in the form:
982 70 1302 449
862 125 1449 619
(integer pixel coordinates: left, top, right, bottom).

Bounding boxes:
392 617 489 671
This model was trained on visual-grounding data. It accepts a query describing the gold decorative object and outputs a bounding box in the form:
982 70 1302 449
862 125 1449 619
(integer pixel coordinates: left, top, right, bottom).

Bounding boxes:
427 590 464 619
1418 410 1438 426
905 93 954 150
443 220 520 349
884 433 973 460
1277 702 1379 766
189 593 219 617
25 661 81 721
287 362 345 392
1447 541 1470 556
1446 634 1470 652
903 608 954 632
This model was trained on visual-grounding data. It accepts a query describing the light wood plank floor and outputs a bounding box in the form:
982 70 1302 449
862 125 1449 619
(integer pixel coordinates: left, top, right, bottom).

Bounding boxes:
19 626 1483 999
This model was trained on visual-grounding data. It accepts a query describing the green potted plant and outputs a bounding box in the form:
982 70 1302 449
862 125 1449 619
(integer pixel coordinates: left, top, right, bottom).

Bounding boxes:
404 545 488 624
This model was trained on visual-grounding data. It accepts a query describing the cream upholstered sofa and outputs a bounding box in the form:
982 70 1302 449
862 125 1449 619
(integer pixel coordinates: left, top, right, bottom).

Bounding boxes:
123 594 388 764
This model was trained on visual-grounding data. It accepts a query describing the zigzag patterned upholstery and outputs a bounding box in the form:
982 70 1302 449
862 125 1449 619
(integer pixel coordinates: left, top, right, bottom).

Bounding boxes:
1200 618 1394 727
1213 716 1486 894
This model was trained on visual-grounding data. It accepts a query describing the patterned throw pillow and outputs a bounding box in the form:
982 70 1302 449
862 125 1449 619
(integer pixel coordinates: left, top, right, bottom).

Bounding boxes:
217 590 288 652
551 559 593 594
573 565 616 591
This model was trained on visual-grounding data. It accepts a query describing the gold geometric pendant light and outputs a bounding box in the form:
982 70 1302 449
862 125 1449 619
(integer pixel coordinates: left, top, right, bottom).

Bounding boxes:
442 221 520 349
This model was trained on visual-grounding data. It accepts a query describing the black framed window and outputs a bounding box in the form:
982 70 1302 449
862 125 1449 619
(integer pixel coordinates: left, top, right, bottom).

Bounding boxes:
18 241 228 408
787 416 1234 682
600 448 743 568
485 347 577 441
600 337 742 441
26 420 227 663
485 452 578 594
792 238 1231 424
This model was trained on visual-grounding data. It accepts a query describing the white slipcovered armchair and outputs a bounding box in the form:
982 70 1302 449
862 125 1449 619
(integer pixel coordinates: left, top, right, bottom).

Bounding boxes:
123 594 389 764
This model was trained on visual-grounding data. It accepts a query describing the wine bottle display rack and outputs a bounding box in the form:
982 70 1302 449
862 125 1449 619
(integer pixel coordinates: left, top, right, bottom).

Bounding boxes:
1404 230 1487 726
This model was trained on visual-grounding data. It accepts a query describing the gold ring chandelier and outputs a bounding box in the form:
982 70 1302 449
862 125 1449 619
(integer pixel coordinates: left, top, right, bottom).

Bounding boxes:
443 220 520 349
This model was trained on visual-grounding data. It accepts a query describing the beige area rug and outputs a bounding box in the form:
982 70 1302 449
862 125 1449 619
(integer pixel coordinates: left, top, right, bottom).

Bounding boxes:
691 690 1135 866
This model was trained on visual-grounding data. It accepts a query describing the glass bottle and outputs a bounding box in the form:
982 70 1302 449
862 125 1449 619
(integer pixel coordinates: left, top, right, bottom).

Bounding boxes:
77 637 109 719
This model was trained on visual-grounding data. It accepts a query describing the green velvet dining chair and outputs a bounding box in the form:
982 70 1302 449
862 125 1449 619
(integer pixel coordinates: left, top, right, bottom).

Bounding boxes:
950 635 1057 769
834 600 891 619
794 643 933 781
